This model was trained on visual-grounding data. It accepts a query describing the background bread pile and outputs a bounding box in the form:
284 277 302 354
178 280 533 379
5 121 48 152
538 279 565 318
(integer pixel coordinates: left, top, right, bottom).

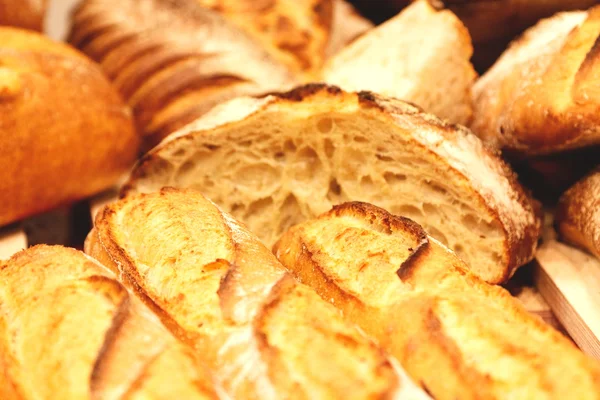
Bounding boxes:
2 0 600 398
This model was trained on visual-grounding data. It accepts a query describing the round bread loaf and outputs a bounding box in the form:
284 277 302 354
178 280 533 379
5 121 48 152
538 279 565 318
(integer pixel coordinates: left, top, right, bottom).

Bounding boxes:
0 27 139 227
0 0 48 31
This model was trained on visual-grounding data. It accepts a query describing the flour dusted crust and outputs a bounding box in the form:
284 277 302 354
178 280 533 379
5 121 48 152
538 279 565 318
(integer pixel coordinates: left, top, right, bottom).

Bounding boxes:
471 6 600 155
557 167 600 259
124 84 540 284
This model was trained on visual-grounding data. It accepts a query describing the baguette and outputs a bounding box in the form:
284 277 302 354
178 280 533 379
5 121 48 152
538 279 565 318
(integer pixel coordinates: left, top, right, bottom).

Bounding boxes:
69 0 295 149
86 188 427 399
322 0 476 126
0 27 139 227
0 0 47 31
0 245 217 400
556 167 600 259
274 201 600 400
471 6 600 155
123 84 540 284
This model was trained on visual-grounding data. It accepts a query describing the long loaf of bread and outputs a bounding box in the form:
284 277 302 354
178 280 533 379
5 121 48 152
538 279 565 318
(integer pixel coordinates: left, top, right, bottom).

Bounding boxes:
0 245 217 400
86 188 427 399
274 202 600 400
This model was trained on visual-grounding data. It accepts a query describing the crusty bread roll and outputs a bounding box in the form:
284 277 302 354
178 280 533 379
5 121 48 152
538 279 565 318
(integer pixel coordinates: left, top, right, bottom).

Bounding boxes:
274 202 600 400
0 245 217 400
471 6 600 155
0 27 139 228
197 0 372 78
86 188 427 399
556 167 600 259
322 0 476 125
123 84 540 284
0 0 47 31
69 0 296 149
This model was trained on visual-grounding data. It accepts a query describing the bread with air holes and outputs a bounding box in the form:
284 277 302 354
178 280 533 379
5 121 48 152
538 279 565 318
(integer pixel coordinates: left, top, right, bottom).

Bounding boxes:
471 6 600 155
274 201 600 400
322 0 477 125
86 188 427 399
557 166 600 259
123 84 541 284
0 245 217 400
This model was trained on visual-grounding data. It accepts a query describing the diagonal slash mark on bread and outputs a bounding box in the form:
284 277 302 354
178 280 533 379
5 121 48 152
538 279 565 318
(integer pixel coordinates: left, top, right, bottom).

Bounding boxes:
274 201 600 400
123 84 541 284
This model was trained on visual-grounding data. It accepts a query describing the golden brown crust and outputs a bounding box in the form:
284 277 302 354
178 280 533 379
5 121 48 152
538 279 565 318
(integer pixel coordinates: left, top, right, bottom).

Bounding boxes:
0 0 47 31
556 167 600 258
274 201 600 400
125 84 541 283
471 6 600 155
70 0 297 149
0 27 139 227
88 188 420 399
0 245 217 400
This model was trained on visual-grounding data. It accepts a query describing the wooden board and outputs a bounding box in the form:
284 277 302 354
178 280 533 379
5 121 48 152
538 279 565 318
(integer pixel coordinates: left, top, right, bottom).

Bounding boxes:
535 240 600 359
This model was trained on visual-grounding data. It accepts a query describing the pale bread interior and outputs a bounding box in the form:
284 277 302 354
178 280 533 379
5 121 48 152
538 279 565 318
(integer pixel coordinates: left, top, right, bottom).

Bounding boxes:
322 0 476 125
131 109 506 283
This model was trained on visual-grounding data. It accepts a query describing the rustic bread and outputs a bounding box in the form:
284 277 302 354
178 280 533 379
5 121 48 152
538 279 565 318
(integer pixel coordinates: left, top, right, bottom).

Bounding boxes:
0 245 217 400
0 27 139 228
274 201 600 400
69 0 296 149
197 0 371 78
471 6 600 155
322 0 476 125
87 187 426 399
0 0 47 31
556 167 600 259
123 84 540 284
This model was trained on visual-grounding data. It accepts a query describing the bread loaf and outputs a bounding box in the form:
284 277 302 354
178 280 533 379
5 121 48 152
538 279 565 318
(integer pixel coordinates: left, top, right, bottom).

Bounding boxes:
0 245 217 400
70 0 296 149
471 6 600 155
274 201 600 400
123 84 540 284
0 0 47 31
556 167 600 259
86 188 427 399
0 27 139 227
322 0 476 125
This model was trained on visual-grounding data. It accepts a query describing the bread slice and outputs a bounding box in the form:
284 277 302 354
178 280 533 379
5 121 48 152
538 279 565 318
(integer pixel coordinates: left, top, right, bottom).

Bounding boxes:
124 84 541 284
196 0 371 78
471 6 600 155
321 0 477 125
70 0 295 149
556 167 600 259
0 245 216 400
87 187 425 399
274 201 600 400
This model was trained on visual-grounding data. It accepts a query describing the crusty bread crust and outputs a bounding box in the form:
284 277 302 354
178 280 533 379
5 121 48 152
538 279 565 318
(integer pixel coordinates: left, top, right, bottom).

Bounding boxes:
88 188 423 399
556 167 600 259
471 6 600 155
274 201 600 400
0 27 139 227
0 0 47 31
70 0 296 149
0 245 217 400
124 84 541 283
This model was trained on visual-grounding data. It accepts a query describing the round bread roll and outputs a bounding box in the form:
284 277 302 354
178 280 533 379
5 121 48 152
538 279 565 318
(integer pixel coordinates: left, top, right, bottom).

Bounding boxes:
0 0 48 31
0 27 139 227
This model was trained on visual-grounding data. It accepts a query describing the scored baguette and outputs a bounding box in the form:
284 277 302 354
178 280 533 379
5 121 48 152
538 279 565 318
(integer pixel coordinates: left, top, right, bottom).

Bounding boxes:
471 6 600 155
274 202 600 400
86 188 427 399
0 0 47 31
0 245 217 400
69 0 295 149
556 167 600 259
322 0 476 125
123 84 540 284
